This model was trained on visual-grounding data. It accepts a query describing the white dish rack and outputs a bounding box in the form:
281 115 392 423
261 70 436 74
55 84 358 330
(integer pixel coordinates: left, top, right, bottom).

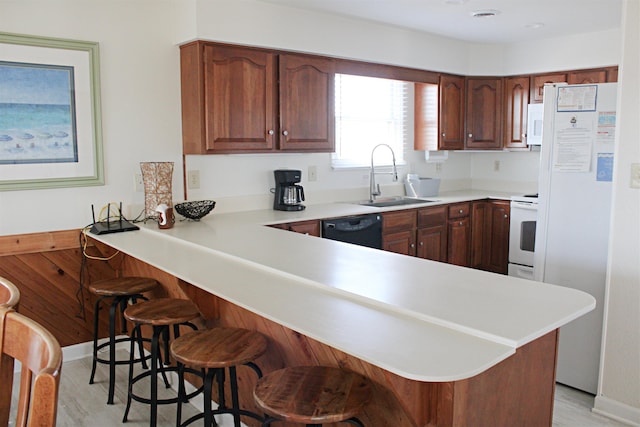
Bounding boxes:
405 174 440 197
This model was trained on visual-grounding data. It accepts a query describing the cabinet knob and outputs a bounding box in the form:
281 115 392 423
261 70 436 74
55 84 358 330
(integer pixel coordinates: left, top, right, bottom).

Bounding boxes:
268 129 275 135
441 133 445 137
459 221 463 226
504 214 508 218
459 209 463 214
468 133 473 138
282 130 289 136
410 243 415 248
522 133 526 138
419 241 424 246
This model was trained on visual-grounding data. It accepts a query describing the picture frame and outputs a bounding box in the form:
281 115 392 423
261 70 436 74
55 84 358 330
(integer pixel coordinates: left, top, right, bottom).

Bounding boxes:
0 32 104 191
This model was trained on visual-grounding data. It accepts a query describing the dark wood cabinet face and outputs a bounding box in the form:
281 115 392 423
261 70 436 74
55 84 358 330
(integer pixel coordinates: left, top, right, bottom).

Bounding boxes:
531 73 568 103
439 75 466 150
279 54 335 152
416 206 448 262
504 76 530 149
203 45 277 151
470 200 510 274
465 78 503 149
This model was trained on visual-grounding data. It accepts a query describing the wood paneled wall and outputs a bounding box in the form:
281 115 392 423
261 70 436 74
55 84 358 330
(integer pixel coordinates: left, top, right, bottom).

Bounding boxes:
0 230 130 347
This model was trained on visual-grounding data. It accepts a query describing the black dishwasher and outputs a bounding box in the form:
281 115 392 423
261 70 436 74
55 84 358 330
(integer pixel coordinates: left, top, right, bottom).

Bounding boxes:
321 214 383 249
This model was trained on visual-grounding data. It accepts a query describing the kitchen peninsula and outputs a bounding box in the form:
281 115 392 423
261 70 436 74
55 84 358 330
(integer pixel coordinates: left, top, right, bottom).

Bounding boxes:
89 196 595 427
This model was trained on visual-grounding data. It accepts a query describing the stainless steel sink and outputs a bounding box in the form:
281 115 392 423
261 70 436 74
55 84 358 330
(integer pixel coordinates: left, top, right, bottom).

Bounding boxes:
355 196 438 208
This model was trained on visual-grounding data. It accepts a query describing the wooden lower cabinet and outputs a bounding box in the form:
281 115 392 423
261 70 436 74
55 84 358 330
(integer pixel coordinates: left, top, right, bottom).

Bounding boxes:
275 199 509 272
416 205 448 262
382 210 417 256
269 220 320 237
471 200 510 274
447 202 471 267
382 230 416 255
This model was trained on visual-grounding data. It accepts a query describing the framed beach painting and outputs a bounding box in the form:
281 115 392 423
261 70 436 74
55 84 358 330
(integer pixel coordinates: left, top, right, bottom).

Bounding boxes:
0 32 103 190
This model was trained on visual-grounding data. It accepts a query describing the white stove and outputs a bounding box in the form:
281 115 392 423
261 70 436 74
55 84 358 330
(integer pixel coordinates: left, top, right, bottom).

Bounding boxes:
508 194 539 280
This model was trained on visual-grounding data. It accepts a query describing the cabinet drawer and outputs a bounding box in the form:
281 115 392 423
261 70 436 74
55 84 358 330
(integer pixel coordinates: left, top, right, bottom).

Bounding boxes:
448 202 470 219
382 210 417 232
417 206 447 228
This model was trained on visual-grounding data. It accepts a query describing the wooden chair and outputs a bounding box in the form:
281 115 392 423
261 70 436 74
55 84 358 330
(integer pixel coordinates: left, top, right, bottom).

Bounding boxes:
0 307 63 427
0 276 20 308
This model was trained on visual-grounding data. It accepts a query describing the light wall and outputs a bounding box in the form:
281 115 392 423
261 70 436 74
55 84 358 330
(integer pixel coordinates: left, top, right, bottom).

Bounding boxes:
0 0 195 235
594 0 640 423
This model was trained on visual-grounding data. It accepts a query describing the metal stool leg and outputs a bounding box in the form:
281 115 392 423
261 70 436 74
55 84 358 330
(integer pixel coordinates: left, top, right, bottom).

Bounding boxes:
122 324 140 422
89 295 107 386
106 296 119 404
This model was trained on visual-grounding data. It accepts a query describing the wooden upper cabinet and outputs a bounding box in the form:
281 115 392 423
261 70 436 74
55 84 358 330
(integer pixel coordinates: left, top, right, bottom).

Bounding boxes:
568 67 618 84
279 54 335 152
180 41 334 154
203 44 277 152
530 72 568 103
440 75 466 150
465 77 503 149
504 76 530 149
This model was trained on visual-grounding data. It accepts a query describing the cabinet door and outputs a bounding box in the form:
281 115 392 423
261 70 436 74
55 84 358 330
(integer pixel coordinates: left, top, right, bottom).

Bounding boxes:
288 220 320 237
440 75 466 150
447 217 470 267
203 45 277 152
465 78 503 149
568 69 608 84
383 230 416 256
417 226 447 262
470 201 489 269
485 201 510 274
416 206 447 262
470 200 510 274
530 73 568 103
504 76 530 149
279 54 335 152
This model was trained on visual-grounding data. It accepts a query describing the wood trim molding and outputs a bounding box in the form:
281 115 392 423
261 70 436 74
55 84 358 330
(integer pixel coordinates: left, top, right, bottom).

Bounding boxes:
0 229 80 256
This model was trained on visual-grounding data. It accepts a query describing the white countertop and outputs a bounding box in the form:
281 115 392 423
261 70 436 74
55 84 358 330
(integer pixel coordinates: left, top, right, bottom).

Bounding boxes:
90 190 595 382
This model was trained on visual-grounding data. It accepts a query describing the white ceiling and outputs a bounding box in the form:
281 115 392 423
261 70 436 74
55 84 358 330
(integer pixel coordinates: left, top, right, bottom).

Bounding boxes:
258 0 623 44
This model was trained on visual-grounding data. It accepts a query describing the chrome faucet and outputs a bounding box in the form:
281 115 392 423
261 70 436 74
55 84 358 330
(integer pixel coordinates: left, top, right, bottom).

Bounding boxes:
369 143 398 201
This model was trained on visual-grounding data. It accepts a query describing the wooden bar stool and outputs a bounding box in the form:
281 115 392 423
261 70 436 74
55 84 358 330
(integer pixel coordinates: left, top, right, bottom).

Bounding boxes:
88 276 159 404
122 298 201 427
253 366 372 427
170 327 268 427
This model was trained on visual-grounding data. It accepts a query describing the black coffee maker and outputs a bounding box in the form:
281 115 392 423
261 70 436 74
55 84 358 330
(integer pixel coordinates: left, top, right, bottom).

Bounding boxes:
273 169 305 211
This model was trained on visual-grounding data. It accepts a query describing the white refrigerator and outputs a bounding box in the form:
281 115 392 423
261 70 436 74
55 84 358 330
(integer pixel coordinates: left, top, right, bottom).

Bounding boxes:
533 82 617 395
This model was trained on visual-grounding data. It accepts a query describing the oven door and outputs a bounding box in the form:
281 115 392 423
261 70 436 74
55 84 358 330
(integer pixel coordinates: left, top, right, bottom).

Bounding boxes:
509 200 538 267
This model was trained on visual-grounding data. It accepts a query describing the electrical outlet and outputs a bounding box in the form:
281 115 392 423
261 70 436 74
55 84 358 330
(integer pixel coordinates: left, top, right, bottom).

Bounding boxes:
494 160 501 172
308 165 317 182
187 170 200 189
631 163 640 189
134 173 143 192
435 163 443 174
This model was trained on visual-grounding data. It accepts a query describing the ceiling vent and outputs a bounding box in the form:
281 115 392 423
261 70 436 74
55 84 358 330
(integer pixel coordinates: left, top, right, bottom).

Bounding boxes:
471 9 500 18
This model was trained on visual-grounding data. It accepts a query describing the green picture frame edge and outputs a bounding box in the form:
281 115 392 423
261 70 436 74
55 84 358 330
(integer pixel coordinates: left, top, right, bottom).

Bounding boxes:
0 31 104 191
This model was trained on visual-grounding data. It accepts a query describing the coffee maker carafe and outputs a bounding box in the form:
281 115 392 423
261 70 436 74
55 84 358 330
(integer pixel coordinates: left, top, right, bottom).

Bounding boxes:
273 169 305 211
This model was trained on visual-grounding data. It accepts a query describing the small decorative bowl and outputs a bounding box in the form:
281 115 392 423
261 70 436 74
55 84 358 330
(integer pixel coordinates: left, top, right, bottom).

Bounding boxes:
174 200 216 221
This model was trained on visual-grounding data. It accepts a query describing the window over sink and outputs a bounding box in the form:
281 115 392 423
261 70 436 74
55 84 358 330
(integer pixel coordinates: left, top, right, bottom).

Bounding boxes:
332 73 410 168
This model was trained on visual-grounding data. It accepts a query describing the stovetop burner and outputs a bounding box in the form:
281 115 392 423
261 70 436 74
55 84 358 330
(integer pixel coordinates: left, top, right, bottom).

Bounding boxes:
511 193 539 203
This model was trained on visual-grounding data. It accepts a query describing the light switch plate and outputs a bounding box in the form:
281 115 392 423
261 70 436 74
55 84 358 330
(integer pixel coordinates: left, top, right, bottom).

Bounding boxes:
631 163 640 189
187 170 200 189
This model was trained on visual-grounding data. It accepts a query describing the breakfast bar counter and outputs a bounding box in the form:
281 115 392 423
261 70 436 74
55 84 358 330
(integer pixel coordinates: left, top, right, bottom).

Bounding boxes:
89 198 594 426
